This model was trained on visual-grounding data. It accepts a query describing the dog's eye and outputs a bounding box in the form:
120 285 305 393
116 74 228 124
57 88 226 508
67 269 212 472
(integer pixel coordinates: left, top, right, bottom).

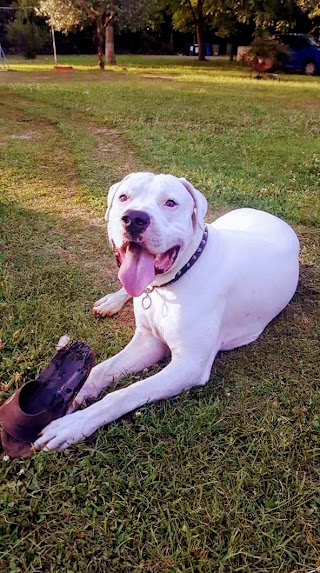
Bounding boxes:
165 199 177 207
119 194 128 202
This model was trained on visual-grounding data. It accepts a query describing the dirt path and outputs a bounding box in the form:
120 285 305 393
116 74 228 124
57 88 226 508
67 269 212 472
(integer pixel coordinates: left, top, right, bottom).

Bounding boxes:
0 91 137 305
0 69 127 84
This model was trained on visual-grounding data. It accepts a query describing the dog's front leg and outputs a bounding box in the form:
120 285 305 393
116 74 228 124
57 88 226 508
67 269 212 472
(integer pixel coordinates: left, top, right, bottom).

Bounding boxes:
68 328 167 412
33 329 167 452
95 354 213 426
33 348 216 452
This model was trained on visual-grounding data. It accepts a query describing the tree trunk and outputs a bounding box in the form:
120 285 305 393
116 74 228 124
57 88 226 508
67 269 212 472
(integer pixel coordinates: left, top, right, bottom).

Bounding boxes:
96 23 104 53
105 21 116 65
196 22 206 61
195 0 206 61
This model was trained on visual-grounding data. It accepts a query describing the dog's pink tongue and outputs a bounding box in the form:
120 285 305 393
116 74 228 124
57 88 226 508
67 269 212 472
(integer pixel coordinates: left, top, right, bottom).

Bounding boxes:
118 244 155 297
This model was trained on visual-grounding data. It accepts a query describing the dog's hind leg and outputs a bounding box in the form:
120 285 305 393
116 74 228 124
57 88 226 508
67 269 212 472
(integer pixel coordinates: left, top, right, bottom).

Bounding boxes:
93 287 132 317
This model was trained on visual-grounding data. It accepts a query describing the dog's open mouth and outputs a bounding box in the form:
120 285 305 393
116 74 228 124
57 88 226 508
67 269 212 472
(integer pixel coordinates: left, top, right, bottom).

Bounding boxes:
113 242 180 297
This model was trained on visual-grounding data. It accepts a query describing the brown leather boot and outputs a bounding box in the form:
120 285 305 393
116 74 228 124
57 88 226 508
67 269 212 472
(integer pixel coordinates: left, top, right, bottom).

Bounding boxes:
0 341 95 458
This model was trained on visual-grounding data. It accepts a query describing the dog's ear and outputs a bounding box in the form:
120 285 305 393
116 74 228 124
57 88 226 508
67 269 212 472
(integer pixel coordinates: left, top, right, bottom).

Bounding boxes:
179 177 208 229
104 175 132 221
104 182 119 221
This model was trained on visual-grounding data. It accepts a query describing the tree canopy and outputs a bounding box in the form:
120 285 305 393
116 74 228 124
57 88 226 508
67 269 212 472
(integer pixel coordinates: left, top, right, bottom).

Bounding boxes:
4 0 319 62
161 0 320 60
38 0 159 63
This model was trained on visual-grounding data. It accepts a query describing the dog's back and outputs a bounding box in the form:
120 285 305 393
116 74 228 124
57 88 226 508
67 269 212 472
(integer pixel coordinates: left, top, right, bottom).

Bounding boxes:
211 208 300 254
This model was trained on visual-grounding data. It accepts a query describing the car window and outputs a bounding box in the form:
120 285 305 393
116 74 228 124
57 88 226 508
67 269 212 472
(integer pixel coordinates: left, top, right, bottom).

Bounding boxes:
280 35 319 49
306 36 319 47
284 36 304 48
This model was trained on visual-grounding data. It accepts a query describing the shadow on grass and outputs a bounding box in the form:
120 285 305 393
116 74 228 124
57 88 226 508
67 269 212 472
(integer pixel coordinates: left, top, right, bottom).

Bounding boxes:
0 200 134 397
1 197 318 400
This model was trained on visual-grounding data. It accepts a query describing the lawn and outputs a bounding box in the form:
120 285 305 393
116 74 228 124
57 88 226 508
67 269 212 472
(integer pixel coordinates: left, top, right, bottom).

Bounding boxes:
0 57 319 573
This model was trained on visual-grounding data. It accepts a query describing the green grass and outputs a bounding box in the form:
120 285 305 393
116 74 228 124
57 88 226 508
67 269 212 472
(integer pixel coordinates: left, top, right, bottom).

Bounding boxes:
6 53 239 70
0 59 319 573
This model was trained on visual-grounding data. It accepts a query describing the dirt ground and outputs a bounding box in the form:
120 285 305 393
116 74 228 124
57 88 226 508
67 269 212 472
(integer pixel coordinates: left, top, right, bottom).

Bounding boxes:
0 69 126 84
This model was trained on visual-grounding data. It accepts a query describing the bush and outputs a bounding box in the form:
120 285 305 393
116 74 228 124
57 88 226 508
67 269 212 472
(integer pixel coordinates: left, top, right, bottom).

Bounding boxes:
245 31 290 69
6 15 48 59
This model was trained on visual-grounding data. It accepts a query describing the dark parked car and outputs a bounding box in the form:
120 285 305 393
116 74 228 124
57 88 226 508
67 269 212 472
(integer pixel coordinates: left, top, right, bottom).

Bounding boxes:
277 34 320 75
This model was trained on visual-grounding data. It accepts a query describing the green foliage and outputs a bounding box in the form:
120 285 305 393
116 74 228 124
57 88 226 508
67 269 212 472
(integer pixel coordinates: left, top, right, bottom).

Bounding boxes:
169 0 235 33
234 0 316 31
297 0 320 18
246 31 290 65
6 1 48 59
38 0 160 63
38 0 160 33
167 0 320 43
156 0 319 61
37 0 84 33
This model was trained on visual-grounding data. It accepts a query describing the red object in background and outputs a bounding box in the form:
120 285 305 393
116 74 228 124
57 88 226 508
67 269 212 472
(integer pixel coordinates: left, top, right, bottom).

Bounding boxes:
54 65 73 70
251 57 273 74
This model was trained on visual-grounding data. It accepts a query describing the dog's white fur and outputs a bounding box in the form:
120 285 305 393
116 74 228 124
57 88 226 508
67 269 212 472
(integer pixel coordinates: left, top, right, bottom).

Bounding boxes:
34 173 299 452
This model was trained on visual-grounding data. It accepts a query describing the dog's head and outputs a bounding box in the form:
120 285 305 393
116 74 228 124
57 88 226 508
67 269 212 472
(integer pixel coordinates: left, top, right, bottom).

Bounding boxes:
106 172 208 297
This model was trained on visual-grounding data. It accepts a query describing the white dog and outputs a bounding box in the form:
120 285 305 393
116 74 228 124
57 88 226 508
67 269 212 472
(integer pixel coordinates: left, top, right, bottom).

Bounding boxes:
34 173 299 452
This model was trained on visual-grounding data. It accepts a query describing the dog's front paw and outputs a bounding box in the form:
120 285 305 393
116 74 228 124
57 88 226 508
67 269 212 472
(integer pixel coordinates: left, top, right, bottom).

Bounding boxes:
93 289 131 317
66 364 107 413
33 411 94 452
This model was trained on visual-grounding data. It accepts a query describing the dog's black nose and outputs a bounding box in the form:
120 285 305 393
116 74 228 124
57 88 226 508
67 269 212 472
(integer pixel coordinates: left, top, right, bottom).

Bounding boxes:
121 210 150 235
